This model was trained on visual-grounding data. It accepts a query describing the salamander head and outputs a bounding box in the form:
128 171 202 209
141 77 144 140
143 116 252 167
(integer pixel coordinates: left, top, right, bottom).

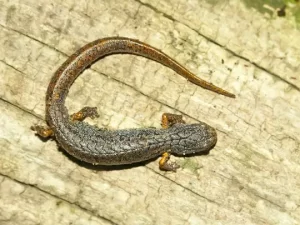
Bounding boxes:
169 122 217 156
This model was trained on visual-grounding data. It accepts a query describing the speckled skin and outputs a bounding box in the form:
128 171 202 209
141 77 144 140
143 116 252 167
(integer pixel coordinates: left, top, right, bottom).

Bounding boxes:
45 37 234 165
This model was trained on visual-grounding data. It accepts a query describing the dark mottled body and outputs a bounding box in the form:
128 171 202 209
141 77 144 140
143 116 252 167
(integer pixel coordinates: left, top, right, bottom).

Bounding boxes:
45 37 234 165
54 117 217 165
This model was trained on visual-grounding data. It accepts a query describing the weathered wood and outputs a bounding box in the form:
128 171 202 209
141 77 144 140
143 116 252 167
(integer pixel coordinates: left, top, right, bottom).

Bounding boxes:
0 0 299 224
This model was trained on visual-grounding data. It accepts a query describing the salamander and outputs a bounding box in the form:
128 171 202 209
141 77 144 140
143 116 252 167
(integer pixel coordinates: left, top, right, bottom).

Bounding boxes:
31 37 235 171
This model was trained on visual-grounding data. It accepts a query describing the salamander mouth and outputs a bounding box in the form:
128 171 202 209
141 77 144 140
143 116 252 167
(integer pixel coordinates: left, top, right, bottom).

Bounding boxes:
207 126 217 145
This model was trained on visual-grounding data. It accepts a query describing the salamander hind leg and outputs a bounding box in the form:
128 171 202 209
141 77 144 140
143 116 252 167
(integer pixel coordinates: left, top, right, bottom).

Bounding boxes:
70 107 99 122
31 125 54 138
31 107 99 139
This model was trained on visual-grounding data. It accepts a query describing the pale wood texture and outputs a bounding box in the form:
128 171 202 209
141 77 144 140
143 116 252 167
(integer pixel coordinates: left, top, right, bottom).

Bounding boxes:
1 0 300 224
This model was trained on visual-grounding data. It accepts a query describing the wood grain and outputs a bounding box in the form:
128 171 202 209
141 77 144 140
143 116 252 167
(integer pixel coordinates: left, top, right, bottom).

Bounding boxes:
0 0 299 224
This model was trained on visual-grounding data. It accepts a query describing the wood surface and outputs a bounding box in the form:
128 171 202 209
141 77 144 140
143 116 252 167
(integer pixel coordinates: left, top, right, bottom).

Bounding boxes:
0 0 300 224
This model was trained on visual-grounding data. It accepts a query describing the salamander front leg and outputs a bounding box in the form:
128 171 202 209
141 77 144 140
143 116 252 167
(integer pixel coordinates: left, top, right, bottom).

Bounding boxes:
159 113 186 171
161 113 185 129
159 152 180 171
